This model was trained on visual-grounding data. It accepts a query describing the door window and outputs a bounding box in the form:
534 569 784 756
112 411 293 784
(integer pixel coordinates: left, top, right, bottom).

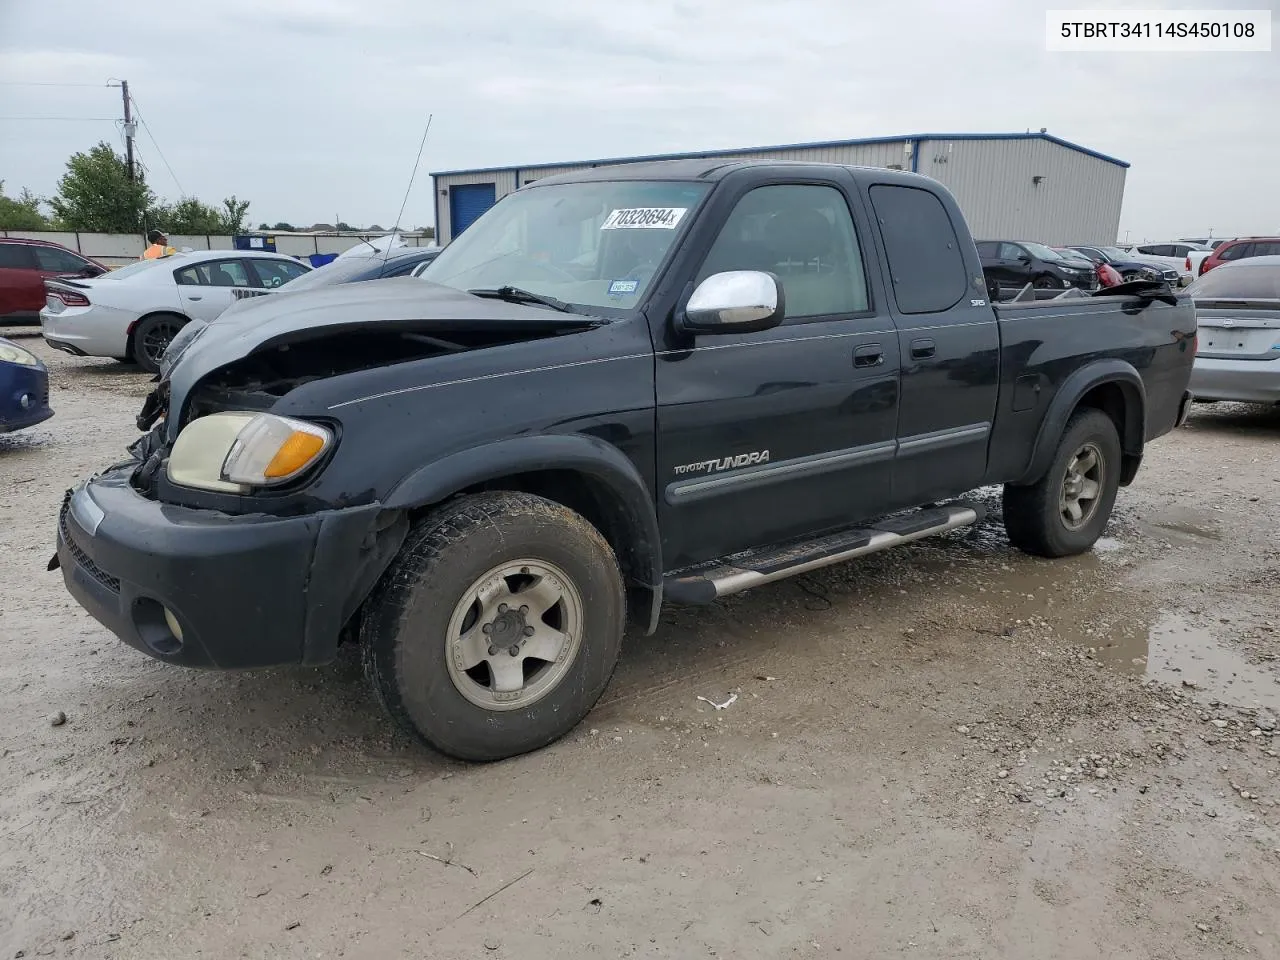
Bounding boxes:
696 183 869 320
251 258 309 288
32 246 90 272
869 184 971 315
0 243 35 269
975 241 999 258
1217 243 1252 261
998 242 1025 260
175 259 251 287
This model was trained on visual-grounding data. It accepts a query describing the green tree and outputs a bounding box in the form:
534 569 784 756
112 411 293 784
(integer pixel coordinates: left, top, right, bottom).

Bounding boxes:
150 197 225 235
221 195 250 234
49 141 153 232
335 221 355 232
0 181 51 229
257 222 271 231
271 221 296 232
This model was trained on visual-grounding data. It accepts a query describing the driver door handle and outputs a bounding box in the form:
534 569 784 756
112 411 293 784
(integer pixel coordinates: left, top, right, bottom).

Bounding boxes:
185 294 203 301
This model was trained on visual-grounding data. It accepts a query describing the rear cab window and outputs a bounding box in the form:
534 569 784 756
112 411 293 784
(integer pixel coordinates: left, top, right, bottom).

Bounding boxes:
868 184 970 314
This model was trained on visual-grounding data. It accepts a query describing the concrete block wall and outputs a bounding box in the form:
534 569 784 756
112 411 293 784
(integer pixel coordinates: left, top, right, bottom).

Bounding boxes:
1 230 433 268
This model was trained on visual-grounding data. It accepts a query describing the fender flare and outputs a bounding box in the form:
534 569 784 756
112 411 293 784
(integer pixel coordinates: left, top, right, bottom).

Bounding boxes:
384 434 663 633
1017 359 1147 485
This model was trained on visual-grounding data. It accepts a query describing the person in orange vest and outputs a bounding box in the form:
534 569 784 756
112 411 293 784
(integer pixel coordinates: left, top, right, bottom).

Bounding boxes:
141 230 175 260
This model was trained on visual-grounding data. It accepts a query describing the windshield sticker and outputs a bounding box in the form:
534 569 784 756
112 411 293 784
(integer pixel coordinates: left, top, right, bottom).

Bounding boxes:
608 279 639 296
601 207 688 230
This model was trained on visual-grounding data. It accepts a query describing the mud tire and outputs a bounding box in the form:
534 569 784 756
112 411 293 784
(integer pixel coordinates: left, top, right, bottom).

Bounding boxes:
361 492 625 762
1003 408 1122 558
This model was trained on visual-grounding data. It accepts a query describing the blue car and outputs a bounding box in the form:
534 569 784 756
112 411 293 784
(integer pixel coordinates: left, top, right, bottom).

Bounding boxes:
0 337 53 433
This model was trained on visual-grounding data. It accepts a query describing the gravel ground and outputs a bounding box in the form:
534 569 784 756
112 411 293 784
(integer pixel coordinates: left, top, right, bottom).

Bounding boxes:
2 328 1279 959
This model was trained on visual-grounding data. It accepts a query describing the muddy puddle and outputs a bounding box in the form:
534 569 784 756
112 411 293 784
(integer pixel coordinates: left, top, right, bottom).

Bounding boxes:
942 526 1279 715
1096 612 1280 713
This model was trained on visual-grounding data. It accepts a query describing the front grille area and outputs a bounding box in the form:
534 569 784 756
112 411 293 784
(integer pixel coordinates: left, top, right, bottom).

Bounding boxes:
58 492 120 594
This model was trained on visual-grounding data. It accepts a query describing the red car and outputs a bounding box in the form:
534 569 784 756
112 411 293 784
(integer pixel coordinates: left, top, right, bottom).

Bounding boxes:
0 238 108 324
1197 236 1280 277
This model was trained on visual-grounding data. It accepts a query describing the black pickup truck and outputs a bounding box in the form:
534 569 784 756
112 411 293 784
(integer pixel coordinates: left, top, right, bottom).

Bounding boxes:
53 160 1196 761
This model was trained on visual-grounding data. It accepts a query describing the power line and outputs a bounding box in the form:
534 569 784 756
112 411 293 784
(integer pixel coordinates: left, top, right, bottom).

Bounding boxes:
127 95 183 196
0 81 111 88
0 116 117 121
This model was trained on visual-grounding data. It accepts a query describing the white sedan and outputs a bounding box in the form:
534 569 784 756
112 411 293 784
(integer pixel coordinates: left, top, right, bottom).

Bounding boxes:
40 250 311 373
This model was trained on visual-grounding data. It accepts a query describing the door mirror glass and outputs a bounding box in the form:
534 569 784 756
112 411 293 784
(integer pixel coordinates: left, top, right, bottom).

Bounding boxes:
1017 254 1032 264
678 270 783 335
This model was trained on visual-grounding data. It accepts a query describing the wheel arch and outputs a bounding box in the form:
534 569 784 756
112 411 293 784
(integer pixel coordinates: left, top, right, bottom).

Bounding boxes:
383 435 663 634
1017 360 1146 487
126 309 191 364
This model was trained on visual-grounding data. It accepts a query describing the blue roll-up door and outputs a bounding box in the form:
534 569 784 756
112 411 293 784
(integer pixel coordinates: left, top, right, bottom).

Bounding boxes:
450 183 497 239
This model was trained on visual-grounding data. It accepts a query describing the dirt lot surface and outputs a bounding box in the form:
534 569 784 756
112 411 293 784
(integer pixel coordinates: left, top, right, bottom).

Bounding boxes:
3 328 1279 959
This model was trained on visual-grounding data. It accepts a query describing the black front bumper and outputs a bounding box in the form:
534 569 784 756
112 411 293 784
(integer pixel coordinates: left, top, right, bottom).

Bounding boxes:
56 466 392 669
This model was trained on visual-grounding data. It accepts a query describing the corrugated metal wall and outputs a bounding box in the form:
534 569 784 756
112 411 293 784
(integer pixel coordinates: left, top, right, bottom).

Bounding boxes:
434 138 1125 246
919 138 1125 244
434 169 517 245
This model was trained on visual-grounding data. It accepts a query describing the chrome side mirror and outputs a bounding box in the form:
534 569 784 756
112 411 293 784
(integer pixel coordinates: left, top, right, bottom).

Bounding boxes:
676 270 784 335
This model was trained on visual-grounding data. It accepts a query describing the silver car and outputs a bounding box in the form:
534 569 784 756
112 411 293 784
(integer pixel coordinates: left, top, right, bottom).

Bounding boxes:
1188 256 1280 404
41 250 311 374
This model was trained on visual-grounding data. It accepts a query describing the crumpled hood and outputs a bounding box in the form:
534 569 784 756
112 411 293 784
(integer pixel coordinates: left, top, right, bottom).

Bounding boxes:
161 277 602 440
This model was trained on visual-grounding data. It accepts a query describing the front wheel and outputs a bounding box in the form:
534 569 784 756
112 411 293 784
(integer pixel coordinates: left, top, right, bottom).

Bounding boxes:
1002 408 1122 558
1033 274 1062 290
361 492 625 761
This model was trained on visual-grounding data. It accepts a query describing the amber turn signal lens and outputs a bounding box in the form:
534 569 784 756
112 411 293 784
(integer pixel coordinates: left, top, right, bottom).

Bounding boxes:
264 431 327 478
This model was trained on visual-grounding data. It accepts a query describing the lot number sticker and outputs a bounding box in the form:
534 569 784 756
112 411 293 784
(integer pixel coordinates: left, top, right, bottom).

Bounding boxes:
601 207 688 230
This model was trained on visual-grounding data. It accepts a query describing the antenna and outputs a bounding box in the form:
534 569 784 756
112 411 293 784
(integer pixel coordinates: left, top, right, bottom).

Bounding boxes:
383 114 433 264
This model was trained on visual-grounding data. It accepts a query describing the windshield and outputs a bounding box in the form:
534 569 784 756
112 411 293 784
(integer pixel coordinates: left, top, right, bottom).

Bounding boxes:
277 256 376 291
423 180 712 313
1188 262 1280 300
1022 242 1064 261
1096 246 1130 261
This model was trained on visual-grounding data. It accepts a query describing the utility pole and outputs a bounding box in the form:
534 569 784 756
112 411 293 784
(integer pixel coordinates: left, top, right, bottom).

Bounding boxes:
120 80 136 181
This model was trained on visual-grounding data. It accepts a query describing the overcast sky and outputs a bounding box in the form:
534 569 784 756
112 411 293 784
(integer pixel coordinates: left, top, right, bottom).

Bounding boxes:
1 0 1275 240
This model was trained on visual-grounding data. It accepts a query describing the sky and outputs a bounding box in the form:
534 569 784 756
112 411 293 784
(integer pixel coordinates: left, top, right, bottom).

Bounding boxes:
0 0 1276 241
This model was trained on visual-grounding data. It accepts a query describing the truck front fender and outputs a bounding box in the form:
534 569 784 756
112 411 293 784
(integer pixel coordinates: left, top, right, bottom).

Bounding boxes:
1017 359 1147 486
384 435 663 633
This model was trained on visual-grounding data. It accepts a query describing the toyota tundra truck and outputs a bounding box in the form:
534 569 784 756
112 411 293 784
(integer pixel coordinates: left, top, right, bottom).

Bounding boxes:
52 159 1197 761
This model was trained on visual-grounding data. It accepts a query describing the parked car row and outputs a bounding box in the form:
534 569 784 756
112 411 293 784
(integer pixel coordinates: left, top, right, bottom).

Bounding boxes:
975 239 1177 301
28 240 442 374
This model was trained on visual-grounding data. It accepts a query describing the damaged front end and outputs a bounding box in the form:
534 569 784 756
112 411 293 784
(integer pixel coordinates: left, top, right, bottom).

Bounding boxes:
126 284 605 503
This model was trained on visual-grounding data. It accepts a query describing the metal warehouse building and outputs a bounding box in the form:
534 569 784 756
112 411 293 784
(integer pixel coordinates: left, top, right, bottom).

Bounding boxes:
431 131 1128 247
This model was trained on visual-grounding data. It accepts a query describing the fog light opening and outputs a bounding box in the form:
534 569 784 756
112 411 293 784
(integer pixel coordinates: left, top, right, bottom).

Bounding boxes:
132 597 184 656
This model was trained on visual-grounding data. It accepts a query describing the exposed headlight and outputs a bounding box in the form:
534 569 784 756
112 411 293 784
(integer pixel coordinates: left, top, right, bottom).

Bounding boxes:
166 412 333 493
0 343 40 367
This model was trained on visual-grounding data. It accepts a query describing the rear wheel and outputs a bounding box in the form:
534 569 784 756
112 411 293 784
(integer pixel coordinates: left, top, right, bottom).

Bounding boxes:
361 491 625 761
131 313 187 374
1003 409 1122 558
